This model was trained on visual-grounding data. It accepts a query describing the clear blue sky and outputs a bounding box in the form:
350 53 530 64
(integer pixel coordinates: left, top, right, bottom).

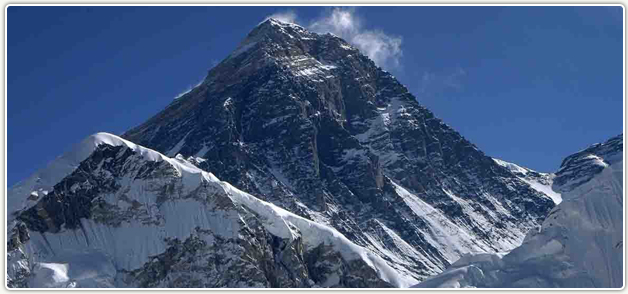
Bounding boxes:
8 6 623 187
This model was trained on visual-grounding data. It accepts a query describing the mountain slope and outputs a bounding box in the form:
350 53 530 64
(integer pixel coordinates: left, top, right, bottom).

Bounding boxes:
7 133 416 288
8 18 556 287
492 158 562 204
121 18 554 280
414 134 623 288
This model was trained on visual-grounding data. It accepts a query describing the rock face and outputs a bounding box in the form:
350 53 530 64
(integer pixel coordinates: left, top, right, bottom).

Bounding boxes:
124 18 555 276
8 19 556 288
7 134 412 288
414 134 623 288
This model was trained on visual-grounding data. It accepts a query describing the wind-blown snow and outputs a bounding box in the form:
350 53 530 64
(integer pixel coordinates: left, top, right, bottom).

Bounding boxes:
174 80 204 100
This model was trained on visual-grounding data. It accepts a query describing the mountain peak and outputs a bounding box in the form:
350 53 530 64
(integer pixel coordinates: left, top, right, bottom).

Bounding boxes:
9 14 566 288
241 17 313 45
553 133 623 193
230 17 356 62
258 17 299 27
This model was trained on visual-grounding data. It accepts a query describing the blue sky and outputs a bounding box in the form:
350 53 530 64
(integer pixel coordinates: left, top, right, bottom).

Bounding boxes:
8 6 623 186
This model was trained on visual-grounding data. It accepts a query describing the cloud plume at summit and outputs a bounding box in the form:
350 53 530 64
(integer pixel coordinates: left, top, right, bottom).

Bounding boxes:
265 8 403 70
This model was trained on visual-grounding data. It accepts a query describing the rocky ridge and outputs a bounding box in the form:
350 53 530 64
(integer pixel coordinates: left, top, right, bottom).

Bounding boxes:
7 19 558 287
414 134 623 288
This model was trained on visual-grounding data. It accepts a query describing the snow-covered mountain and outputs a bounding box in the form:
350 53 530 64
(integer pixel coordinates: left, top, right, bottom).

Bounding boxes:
493 158 562 205
7 133 416 287
414 134 623 288
8 18 559 288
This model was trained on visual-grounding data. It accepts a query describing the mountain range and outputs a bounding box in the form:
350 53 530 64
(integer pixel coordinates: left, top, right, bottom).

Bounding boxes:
6 18 620 288
415 134 623 288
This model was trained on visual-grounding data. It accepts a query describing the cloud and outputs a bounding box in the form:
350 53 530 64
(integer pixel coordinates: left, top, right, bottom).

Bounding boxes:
418 67 467 99
265 8 402 70
308 8 403 70
308 8 360 38
265 10 299 25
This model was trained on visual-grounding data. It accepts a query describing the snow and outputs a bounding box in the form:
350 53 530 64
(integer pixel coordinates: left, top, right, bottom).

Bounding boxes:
493 158 530 175
8 132 164 224
223 97 233 108
9 132 418 288
392 182 486 262
584 154 610 168
413 253 506 288
30 263 70 288
414 154 623 288
28 249 116 288
222 182 418 287
340 44 354 51
523 178 562 204
493 158 562 204
278 54 337 81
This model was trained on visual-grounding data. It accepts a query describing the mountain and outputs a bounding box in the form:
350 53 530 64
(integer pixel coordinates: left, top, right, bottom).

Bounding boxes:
7 133 415 287
8 18 556 287
414 134 623 288
492 158 562 205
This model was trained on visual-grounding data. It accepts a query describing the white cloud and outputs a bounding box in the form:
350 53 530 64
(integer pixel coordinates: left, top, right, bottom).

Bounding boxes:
351 30 403 69
308 8 360 37
265 10 299 25
264 8 402 70
308 8 403 70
